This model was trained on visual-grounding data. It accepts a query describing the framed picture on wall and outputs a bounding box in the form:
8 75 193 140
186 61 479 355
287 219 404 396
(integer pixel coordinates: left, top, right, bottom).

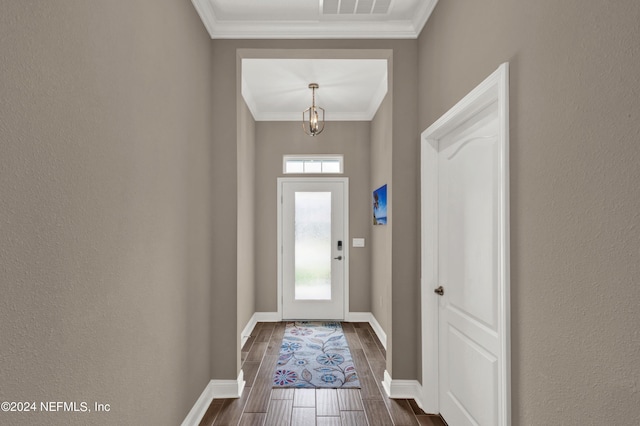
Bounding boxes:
373 184 387 225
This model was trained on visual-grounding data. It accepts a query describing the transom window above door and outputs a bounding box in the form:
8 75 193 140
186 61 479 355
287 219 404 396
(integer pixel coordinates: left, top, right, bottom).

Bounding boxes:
283 155 344 174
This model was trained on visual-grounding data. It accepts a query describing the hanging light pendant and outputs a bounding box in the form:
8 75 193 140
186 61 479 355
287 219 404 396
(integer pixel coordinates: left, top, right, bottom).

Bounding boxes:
302 83 325 136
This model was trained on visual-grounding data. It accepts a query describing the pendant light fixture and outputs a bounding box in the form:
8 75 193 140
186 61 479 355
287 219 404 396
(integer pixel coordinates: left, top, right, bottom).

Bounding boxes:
302 83 325 136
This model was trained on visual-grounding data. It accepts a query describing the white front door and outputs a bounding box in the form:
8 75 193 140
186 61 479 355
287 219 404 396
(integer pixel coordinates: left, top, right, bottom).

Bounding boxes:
280 178 348 320
421 64 510 425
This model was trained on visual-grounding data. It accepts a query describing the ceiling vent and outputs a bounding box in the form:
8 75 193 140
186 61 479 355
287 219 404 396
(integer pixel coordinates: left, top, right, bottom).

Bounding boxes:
322 0 392 15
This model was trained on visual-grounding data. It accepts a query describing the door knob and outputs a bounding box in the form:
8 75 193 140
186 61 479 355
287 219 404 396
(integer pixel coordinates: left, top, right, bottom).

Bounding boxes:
434 286 444 296
333 256 343 260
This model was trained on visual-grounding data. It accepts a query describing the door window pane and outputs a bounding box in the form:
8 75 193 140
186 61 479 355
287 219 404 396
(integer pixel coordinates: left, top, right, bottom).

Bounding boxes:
321 160 341 173
285 161 304 173
295 192 331 300
304 161 322 173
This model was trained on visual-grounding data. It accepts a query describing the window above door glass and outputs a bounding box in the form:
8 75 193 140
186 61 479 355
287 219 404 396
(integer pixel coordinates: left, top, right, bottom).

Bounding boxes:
283 155 343 174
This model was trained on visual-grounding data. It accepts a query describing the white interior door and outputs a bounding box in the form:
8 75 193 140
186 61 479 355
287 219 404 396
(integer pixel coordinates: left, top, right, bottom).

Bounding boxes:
421 63 510 425
280 178 348 320
437 103 501 425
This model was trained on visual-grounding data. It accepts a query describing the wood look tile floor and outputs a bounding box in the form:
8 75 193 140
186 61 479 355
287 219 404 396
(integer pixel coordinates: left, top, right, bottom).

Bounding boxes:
199 322 447 426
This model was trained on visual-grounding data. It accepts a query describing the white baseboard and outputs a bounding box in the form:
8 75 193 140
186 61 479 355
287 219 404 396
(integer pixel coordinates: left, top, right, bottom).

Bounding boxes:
382 370 428 412
345 312 372 322
345 312 387 350
241 312 281 349
210 370 245 399
240 315 258 349
254 312 281 322
181 381 215 426
367 313 387 350
181 371 245 426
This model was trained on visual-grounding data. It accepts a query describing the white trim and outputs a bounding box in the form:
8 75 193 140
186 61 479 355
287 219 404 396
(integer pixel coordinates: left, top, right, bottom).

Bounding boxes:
190 0 217 39
277 177 349 321
191 0 438 40
368 313 387 350
343 312 387 350
181 371 245 426
195 19 416 40
412 0 440 42
381 371 431 414
210 371 246 399
209 21 418 39
382 370 393 398
277 181 283 320
420 62 510 423
181 381 214 426
240 75 260 122
253 312 281 322
240 312 282 349
240 314 258 349
365 74 389 121
344 312 371 322
389 379 423 401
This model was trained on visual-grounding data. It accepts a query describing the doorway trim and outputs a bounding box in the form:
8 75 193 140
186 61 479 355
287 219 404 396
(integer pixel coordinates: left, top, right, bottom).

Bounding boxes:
277 177 350 320
420 63 510 423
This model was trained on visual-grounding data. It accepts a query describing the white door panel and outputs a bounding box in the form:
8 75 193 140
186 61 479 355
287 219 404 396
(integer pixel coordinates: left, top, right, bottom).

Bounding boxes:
438 103 502 425
280 179 347 320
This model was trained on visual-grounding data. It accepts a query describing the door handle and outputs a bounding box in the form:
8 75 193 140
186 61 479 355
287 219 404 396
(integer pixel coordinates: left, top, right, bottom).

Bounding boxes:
434 286 444 296
333 256 343 260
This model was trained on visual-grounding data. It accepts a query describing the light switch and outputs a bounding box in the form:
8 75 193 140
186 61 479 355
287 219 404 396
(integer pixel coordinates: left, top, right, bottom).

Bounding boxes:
352 238 365 247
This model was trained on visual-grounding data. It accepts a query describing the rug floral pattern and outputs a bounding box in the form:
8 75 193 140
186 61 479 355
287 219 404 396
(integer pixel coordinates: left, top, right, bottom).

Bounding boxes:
273 322 360 389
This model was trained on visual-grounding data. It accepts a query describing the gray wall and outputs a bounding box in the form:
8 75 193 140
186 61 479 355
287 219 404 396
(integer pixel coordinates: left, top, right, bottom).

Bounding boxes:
1 1 213 425
253 121 372 313
370 94 393 349
418 0 640 423
237 98 256 359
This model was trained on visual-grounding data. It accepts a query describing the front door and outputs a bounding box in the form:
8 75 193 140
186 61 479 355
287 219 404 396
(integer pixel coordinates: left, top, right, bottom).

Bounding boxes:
280 178 347 320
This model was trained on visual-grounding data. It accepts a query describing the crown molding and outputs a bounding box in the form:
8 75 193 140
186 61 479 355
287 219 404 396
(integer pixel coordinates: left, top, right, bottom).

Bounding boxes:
192 0 439 39
240 76 261 121
191 0 217 38
366 74 389 120
412 0 439 39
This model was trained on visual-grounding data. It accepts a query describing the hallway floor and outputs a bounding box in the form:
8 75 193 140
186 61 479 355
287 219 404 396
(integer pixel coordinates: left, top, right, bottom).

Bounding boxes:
199 322 446 426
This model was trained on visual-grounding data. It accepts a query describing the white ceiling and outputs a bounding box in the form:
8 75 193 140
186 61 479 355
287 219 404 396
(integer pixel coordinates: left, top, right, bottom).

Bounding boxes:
192 0 438 39
242 58 388 121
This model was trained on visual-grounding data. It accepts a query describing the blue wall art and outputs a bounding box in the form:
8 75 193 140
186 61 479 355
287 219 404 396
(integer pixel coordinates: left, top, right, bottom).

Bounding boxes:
373 184 387 225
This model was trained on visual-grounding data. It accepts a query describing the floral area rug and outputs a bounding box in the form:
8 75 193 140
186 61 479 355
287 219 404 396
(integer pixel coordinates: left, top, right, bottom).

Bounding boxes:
273 321 360 389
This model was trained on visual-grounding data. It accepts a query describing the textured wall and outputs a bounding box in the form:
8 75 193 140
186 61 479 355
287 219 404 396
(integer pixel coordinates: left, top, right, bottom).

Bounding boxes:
210 40 239 380
237 99 256 358
418 0 640 423
388 39 420 380
0 1 213 424
370 94 393 353
253 121 372 313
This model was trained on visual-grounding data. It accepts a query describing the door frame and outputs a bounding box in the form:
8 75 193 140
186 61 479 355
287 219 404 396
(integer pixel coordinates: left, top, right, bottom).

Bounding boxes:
277 177 350 320
420 63 511 423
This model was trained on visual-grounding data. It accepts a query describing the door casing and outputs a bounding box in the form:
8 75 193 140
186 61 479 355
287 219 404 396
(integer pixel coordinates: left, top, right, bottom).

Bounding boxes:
277 177 350 320
420 63 511 424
